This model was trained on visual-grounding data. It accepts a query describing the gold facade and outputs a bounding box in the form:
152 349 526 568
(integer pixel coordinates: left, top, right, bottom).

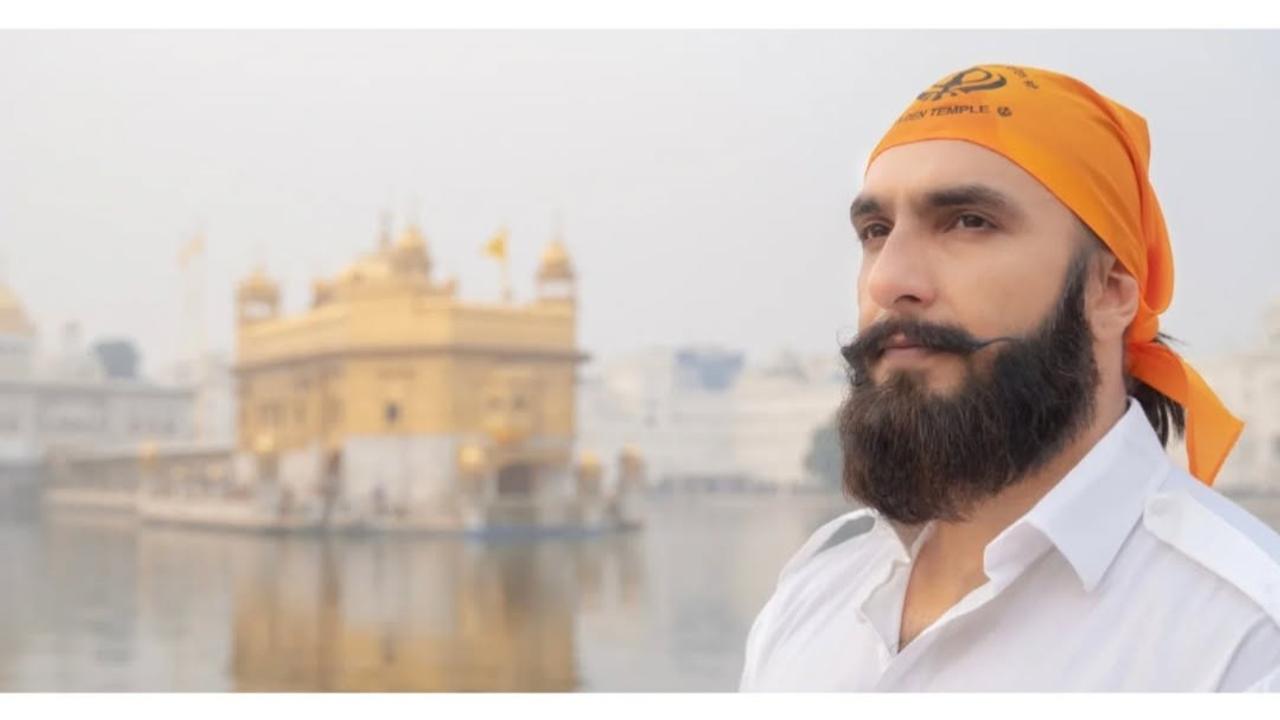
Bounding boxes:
234 222 584 485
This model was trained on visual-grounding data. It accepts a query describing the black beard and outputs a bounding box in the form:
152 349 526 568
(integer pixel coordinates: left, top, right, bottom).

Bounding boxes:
837 255 1099 525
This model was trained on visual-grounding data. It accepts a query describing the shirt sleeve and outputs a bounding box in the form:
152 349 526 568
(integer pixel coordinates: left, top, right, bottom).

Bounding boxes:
738 601 768 691
1217 616 1280 692
1244 665 1280 692
737 509 875 691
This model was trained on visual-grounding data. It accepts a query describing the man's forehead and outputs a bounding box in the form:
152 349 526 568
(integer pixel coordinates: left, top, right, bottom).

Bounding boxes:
858 139 1063 215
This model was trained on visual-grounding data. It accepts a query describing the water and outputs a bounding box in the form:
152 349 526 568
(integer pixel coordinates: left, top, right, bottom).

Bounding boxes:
0 493 851 691
3 492 1278 692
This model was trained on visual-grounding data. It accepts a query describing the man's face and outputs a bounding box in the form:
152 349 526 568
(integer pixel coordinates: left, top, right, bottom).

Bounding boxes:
852 140 1085 394
839 139 1102 523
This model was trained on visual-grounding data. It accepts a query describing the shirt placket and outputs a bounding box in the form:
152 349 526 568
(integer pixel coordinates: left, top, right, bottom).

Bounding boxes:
856 556 911 676
871 577 1011 690
854 520 939 682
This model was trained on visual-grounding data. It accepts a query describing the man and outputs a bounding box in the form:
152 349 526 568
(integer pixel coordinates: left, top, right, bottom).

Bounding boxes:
739 65 1280 692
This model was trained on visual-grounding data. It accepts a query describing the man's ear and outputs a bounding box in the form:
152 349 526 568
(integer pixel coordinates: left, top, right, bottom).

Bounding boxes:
1090 252 1140 343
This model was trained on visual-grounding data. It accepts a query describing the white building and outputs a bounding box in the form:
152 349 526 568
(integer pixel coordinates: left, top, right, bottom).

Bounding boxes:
163 350 237 445
576 346 846 490
1185 299 1280 495
0 282 196 470
732 352 847 487
576 346 736 489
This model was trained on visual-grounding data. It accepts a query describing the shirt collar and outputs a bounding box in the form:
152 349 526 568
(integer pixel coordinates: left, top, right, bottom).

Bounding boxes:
986 398 1172 592
864 399 1172 593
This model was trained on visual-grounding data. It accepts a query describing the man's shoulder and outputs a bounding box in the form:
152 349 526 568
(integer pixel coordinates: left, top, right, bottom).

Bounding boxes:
741 506 886 690
1138 467 1280 626
774 507 882 587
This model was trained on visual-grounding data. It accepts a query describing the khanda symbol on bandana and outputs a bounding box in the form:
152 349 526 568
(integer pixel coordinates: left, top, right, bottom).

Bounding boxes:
917 66 1008 102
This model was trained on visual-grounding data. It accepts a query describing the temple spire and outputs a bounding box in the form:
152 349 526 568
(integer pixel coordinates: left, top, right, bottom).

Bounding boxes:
378 210 392 250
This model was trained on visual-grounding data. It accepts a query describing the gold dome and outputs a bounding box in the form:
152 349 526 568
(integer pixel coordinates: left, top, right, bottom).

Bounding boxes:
619 445 645 475
237 267 279 301
457 443 488 475
576 450 604 483
397 223 427 250
577 450 601 472
0 283 35 337
311 278 334 307
391 224 431 276
537 239 574 282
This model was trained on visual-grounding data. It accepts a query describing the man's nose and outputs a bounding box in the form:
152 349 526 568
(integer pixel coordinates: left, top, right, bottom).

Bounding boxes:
863 228 937 313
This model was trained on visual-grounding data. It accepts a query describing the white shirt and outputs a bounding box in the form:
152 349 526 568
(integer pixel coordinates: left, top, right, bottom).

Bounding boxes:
740 399 1280 691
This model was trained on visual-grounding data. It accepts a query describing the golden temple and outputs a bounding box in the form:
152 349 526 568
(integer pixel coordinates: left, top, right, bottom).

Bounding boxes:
228 220 610 529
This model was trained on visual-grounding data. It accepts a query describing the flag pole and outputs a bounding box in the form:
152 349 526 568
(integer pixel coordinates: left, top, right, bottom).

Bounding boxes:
501 255 512 304
484 226 513 303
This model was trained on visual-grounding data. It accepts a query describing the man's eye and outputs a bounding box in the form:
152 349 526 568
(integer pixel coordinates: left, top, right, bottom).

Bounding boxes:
859 223 890 242
951 213 994 230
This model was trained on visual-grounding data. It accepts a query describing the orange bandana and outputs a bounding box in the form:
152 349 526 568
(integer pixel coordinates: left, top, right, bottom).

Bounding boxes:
866 64 1243 485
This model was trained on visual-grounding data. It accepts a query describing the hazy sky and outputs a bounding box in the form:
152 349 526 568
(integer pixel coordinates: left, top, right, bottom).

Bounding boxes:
2 30 1277 377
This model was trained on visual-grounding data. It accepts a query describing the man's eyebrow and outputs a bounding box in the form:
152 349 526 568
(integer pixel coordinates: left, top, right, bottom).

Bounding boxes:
849 184 1027 224
849 194 884 222
919 184 1025 221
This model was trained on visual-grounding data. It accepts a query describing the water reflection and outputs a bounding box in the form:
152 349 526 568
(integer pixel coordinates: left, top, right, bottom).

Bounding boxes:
223 537 585 691
1 494 852 691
